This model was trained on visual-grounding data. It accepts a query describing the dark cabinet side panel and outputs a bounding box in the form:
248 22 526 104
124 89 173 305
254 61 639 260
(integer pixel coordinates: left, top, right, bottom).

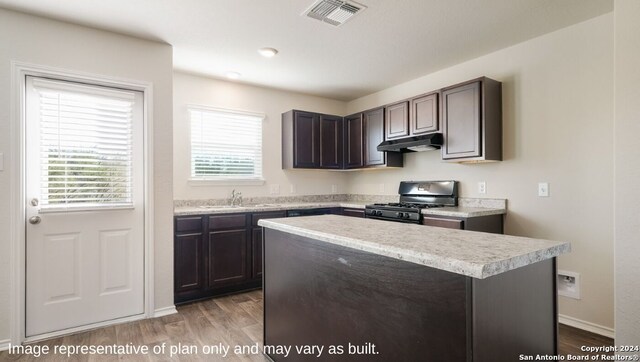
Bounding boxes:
293 111 320 168
319 115 343 169
385 101 409 140
364 108 386 166
344 114 364 169
207 229 247 288
472 259 556 361
442 82 482 159
411 92 439 135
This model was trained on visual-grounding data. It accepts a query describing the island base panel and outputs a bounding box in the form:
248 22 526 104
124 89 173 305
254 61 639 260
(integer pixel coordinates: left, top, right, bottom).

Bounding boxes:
263 229 557 361
264 229 468 361
472 258 557 360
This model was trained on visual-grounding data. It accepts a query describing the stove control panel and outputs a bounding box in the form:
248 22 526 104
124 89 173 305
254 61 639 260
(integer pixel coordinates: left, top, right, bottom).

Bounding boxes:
364 208 422 223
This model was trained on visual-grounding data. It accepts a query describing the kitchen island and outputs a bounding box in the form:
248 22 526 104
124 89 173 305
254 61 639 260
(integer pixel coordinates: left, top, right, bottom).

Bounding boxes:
258 215 570 362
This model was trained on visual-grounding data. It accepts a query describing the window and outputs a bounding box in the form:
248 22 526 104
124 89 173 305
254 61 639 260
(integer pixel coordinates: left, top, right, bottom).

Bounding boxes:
189 106 264 181
29 77 138 209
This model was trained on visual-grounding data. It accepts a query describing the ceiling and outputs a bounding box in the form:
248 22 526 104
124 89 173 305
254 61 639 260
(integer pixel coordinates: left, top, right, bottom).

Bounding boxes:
0 0 612 101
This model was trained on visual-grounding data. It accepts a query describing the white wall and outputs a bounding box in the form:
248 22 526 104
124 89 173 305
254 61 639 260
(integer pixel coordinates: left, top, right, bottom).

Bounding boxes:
0 8 174 342
614 0 640 345
173 71 349 200
346 14 615 330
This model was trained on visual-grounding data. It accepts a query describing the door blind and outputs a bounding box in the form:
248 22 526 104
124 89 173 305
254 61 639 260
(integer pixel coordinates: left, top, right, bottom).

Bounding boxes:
190 107 263 180
31 78 136 208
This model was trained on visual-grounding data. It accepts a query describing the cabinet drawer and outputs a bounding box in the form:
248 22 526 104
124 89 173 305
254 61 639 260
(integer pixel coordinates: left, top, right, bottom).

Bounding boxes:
252 211 286 227
209 214 247 230
423 217 464 230
175 216 203 233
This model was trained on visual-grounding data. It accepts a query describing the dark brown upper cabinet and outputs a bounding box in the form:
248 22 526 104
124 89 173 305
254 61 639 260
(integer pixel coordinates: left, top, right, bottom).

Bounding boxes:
364 108 403 168
319 115 343 169
344 113 364 169
282 110 343 169
411 92 439 135
441 77 502 162
364 108 385 166
385 101 410 140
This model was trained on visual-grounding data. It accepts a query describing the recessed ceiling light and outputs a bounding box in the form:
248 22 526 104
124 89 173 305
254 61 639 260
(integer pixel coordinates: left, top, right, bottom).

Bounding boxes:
225 71 241 80
258 47 279 58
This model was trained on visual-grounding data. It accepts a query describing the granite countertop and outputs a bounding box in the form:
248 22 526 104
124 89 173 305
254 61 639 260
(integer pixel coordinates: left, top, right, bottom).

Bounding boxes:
174 202 367 216
174 202 506 217
422 206 505 218
258 215 570 279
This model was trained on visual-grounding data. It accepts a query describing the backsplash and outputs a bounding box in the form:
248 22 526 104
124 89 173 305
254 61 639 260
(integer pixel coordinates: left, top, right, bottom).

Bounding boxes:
174 194 505 209
458 198 507 209
174 194 350 208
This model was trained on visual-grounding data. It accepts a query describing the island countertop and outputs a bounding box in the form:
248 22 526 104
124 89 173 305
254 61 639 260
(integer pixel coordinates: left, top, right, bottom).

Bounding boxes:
258 215 570 279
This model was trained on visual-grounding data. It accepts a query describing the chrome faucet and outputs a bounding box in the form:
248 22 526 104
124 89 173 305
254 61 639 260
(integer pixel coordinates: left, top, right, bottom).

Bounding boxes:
230 189 243 207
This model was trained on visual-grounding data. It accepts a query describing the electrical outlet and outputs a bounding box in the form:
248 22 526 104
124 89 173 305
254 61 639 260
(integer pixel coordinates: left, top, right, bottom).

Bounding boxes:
290 184 296 194
538 182 549 197
478 181 486 194
378 183 385 193
557 270 580 299
331 184 338 194
270 184 280 195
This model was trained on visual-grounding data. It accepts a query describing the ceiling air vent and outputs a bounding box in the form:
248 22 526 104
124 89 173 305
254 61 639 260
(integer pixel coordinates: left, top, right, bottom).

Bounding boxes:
303 0 366 27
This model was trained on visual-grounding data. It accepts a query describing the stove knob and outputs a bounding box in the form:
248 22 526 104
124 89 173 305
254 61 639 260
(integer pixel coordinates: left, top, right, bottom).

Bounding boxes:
375 210 383 216
397 212 404 218
405 213 412 219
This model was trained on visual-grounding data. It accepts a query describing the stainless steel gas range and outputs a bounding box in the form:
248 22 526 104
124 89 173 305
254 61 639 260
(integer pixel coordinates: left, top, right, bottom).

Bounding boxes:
365 181 458 224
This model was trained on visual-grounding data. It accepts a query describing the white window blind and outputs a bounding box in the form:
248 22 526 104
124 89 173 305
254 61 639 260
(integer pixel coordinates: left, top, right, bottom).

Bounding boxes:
189 107 263 180
32 78 135 208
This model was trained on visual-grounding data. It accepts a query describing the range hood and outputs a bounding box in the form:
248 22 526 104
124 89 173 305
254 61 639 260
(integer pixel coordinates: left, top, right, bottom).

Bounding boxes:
377 133 443 153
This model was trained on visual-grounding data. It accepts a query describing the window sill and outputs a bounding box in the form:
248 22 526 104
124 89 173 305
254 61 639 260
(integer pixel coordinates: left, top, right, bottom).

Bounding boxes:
188 178 266 186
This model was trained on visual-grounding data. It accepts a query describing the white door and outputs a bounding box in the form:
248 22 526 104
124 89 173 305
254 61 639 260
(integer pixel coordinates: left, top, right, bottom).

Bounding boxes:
25 76 145 337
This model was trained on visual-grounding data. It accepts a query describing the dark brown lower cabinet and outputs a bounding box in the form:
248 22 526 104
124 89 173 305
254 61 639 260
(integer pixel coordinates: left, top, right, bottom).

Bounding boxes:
251 228 263 279
175 210 288 304
423 213 503 234
174 232 203 293
342 208 365 218
251 211 287 280
207 229 247 287
174 213 255 304
174 216 205 296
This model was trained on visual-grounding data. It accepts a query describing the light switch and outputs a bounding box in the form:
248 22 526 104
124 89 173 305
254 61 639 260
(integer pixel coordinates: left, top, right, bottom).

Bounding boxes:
331 184 338 194
538 182 549 197
0 153 3 171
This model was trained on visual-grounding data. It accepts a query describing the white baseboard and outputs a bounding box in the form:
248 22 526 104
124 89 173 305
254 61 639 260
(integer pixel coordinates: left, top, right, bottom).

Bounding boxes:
153 306 177 318
559 314 615 339
0 339 11 352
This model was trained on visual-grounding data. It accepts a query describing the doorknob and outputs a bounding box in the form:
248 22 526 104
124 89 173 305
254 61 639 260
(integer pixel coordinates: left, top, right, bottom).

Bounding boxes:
30 198 39 207
29 216 41 225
